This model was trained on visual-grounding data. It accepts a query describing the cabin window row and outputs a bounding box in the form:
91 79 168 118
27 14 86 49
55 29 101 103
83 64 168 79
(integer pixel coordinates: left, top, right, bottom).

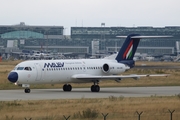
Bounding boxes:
46 66 103 71
87 67 102 70
46 67 83 71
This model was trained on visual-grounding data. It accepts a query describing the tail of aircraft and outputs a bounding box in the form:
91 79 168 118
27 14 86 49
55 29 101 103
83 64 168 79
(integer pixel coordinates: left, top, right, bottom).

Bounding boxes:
115 34 140 68
115 34 172 68
116 34 140 61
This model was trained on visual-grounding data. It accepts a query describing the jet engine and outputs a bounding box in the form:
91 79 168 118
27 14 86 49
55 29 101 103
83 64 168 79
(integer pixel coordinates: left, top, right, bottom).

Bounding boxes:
102 62 129 75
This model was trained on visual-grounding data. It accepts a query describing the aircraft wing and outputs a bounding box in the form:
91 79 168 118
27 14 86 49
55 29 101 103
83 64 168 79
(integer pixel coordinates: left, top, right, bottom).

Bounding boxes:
71 74 169 80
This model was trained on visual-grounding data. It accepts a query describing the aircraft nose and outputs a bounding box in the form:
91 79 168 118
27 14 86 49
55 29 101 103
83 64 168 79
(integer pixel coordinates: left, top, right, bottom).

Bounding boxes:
8 72 18 83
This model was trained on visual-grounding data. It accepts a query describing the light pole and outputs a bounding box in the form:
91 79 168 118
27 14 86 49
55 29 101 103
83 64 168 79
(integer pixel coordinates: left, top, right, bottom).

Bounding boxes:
101 23 105 54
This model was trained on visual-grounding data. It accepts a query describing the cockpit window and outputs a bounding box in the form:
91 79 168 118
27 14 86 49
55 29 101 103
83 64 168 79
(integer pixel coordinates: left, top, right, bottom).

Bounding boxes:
24 67 32 71
17 67 24 70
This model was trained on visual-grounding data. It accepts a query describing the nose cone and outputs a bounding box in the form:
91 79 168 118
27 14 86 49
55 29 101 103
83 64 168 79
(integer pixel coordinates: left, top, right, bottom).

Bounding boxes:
8 72 18 83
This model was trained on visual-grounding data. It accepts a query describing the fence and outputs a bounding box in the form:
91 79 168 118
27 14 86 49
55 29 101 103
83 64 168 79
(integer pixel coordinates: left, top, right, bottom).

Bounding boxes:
22 109 177 120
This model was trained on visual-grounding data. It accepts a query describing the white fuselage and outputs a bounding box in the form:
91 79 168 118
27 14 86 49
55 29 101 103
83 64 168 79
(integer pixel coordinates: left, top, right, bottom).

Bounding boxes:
11 59 129 85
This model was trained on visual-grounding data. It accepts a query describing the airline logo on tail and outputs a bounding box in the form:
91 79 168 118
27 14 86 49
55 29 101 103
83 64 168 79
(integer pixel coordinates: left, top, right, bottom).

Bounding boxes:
123 40 133 59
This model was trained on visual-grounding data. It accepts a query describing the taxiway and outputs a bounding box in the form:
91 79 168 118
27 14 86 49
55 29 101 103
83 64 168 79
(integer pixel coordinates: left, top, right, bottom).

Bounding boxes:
0 86 179 101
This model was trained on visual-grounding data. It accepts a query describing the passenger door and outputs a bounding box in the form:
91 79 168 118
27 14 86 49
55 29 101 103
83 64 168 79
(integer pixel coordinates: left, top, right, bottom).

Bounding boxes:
34 63 42 81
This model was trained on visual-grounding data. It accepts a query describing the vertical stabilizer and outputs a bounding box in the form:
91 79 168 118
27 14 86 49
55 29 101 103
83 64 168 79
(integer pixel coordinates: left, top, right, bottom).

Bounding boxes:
115 34 172 67
116 34 140 67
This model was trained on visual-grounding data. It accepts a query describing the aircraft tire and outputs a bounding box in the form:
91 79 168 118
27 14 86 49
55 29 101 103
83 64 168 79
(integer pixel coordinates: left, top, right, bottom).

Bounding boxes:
95 85 100 92
63 84 72 91
67 84 72 91
91 85 95 92
63 84 66 91
91 85 100 92
24 88 30 93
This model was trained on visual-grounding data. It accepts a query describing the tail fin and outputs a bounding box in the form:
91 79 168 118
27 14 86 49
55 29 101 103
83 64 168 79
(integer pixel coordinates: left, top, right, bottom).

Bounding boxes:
116 34 140 62
116 34 140 68
115 34 172 68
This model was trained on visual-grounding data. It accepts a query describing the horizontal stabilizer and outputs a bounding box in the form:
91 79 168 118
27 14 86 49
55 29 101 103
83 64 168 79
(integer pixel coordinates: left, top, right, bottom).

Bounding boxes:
116 35 173 38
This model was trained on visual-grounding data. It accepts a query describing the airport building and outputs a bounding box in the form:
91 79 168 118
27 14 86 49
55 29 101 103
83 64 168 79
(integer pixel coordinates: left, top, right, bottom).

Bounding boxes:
0 22 90 56
0 22 180 59
71 26 180 55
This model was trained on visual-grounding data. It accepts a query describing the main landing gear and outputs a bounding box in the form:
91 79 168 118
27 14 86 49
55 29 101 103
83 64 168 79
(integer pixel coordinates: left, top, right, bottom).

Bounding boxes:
63 81 100 92
91 81 100 92
63 84 72 91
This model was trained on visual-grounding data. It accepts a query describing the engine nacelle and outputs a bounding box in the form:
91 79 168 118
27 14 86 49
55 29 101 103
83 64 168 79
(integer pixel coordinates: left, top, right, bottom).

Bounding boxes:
102 62 130 75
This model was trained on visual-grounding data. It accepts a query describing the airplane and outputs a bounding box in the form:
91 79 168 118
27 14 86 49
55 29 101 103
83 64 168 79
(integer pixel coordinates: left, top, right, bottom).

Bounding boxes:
7 34 171 93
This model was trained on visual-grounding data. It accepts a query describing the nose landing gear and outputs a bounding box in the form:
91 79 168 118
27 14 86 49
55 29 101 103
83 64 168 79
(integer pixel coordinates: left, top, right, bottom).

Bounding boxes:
24 88 31 93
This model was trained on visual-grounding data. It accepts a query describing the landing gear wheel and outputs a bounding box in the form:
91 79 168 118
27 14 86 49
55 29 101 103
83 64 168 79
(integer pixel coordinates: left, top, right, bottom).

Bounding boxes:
63 84 72 91
91 85 100 92
24 88 31 93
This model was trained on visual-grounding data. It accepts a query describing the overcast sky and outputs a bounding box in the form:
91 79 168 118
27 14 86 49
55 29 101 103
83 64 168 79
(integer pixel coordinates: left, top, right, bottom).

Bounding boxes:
1 0 180 34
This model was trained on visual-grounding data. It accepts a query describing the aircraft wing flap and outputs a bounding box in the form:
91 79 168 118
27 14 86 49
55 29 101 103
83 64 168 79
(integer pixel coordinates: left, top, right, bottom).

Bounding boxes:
72 74 169 80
